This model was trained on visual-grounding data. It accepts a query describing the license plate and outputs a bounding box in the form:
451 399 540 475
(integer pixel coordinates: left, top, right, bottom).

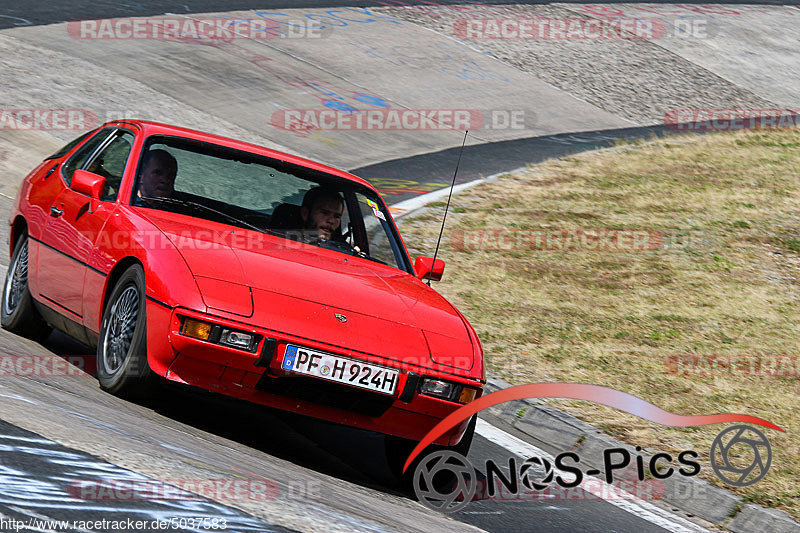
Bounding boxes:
281 345 399 395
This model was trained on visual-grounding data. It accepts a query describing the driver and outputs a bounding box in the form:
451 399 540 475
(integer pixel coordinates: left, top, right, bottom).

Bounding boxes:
300 186 344 241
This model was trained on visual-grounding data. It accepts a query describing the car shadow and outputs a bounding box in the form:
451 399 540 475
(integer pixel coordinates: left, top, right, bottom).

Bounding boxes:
39 328 414 499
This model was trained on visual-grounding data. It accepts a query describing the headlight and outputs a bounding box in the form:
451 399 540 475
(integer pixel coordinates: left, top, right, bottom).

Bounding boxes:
219 329 256 351
420 378 457 399
419 378 480 403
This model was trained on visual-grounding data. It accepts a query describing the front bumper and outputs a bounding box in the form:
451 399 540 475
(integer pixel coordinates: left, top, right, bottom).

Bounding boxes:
150 304 483 445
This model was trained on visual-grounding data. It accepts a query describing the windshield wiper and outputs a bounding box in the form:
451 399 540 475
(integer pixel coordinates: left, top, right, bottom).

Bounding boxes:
353 247 389 266
140 196 267 234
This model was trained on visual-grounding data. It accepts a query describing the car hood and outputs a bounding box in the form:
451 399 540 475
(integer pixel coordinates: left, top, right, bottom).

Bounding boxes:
141 212 474 368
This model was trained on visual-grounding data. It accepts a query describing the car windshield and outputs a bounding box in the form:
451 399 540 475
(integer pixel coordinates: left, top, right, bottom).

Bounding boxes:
132 135 411 273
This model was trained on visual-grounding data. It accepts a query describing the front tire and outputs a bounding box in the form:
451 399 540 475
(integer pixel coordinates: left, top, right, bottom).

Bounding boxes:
1 234 50 339
385 415 477 482
97 264 154 397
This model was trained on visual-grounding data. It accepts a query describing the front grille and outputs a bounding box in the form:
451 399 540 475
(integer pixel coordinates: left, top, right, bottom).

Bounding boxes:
255 374 394 417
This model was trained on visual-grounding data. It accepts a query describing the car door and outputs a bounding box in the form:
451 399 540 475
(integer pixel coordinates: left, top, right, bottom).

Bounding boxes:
36 128 135 323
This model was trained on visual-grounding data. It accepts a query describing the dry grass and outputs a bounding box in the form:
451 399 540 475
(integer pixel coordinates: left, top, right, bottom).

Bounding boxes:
399 129 800 519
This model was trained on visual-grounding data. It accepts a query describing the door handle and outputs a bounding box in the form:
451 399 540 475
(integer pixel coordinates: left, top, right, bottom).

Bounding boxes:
49 206 63 217
44 165 58 180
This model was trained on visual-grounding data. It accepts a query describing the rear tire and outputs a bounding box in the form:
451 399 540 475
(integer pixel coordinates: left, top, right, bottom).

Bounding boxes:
1 234 51 339
96 264 155 397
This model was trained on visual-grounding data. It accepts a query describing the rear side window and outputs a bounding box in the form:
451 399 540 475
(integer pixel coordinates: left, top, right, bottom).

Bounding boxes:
61 128 114 187
46 129 98 160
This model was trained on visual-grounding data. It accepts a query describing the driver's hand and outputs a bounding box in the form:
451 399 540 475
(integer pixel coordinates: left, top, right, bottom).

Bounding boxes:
301 231 325 244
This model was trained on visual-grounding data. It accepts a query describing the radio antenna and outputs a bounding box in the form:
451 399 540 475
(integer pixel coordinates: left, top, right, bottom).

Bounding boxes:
428 130 468 287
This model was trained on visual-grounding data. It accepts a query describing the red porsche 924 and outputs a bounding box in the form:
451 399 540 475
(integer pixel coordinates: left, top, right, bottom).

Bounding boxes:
2 120 484 467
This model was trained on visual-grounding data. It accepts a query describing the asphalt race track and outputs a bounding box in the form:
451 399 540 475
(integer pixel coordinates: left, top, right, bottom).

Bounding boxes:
1 0 796 30
0 337 703 532
1 1 799 531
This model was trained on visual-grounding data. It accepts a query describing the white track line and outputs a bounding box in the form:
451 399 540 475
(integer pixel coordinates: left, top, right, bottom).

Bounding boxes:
475 418 708 533
388 167 523 219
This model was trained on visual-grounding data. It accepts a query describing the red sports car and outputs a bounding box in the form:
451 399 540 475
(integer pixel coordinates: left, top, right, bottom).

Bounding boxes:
2 120 483 466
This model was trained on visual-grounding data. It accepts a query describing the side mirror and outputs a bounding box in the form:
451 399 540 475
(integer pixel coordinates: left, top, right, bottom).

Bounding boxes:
414 256 445 281
72 169 106 200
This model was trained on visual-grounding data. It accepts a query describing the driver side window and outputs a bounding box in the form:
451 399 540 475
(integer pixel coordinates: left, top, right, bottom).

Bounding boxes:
61 128 134 201
86 131 134 201
61 128 114 187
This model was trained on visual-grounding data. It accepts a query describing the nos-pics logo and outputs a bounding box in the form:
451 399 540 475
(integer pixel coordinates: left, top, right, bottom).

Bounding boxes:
406 384 780 513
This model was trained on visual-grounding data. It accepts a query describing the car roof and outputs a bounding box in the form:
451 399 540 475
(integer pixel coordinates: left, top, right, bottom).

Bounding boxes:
105 119 376 191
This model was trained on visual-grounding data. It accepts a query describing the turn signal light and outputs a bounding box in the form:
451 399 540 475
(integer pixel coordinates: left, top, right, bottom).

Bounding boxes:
181 318 212 341
179 316 261 352
458 387 478 404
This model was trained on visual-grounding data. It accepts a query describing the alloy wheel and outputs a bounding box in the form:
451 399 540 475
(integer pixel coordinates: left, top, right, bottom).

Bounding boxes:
3 239 29 316
101 285 140 375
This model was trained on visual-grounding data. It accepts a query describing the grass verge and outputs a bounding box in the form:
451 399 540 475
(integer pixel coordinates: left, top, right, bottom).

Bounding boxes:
398 128 800 519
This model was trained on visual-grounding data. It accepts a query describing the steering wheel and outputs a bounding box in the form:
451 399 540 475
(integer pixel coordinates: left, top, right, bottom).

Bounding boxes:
313 238 355 253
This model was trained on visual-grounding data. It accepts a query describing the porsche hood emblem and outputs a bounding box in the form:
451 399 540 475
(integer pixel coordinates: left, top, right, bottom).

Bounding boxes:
334 313 347 323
